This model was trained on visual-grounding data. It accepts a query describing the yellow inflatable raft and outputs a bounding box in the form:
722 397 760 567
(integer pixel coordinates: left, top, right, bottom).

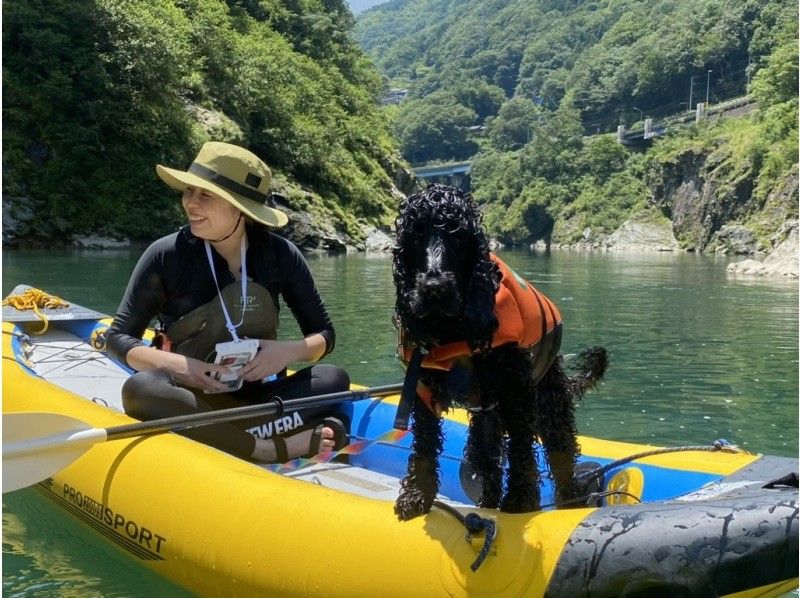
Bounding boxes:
2 287 797 597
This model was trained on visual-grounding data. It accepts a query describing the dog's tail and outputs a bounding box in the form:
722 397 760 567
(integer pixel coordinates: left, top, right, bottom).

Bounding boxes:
567 346 608 398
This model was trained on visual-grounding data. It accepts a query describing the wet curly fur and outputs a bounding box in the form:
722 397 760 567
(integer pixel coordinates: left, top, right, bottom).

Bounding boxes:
392 184 608 521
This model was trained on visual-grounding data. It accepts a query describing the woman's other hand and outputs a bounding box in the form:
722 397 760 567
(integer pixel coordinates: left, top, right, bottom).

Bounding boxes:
238 339 294 382
238 334 327 382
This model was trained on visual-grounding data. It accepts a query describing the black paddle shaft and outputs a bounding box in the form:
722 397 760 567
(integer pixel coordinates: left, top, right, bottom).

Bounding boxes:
104 384 403 441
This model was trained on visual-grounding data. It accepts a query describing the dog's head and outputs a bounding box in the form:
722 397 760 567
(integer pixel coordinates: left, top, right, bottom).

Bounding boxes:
392 184 500 351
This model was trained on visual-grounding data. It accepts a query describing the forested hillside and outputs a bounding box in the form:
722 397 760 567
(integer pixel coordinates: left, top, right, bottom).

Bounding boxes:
357 0 798 254
3 0 404 247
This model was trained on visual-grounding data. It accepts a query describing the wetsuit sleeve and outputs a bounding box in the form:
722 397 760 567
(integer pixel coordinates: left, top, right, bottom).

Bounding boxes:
106 242 166 366
278 240 336 357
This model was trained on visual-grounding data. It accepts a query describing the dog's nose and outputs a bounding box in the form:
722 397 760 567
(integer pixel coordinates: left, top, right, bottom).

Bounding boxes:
413 270 460 312
418 270 446 293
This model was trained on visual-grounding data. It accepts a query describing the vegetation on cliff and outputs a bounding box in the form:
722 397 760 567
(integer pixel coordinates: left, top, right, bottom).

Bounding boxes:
4 0 401 244
356 0 797 251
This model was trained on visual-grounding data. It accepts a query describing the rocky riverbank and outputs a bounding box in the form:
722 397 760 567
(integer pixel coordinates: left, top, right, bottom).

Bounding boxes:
727 223 799 279
519 209 798 279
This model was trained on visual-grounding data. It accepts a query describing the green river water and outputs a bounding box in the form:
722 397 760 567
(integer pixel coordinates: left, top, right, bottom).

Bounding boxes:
2 247 798 596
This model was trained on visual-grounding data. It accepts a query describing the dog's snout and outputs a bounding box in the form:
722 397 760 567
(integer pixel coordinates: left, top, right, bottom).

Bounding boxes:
416 270 453 294
411 270 461 316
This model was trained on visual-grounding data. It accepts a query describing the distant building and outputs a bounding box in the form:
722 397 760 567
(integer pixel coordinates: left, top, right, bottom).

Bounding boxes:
381 88 408 105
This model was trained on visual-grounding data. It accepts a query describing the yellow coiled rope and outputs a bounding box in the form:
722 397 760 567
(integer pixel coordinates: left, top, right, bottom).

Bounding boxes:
2 288 70 334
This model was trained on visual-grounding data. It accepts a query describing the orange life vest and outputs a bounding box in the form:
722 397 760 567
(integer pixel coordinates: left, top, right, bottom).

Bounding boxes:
400 254 561 370
395 254 562 424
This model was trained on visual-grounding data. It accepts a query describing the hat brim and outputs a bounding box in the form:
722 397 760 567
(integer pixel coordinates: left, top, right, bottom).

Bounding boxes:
156 165 288 228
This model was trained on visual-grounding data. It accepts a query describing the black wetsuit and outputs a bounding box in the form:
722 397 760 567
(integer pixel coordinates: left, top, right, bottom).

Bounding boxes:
107 223 349 459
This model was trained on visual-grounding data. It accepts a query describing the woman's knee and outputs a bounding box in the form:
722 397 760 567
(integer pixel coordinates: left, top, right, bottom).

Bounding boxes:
121 369 172 418
315 364 350 391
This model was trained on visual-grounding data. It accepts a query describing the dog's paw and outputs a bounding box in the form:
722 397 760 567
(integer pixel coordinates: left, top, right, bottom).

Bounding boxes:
394 488 434 521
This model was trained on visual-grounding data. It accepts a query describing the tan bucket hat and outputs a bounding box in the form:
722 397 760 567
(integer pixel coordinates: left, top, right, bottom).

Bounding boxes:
156 141 288 228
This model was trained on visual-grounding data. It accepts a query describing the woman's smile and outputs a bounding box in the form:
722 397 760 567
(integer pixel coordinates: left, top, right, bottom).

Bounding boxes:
181 187 241 239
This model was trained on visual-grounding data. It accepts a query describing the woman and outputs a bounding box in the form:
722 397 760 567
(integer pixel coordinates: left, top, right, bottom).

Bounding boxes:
107 141 350 463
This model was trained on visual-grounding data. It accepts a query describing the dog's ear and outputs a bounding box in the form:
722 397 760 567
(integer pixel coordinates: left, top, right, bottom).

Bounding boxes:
462 257 500 352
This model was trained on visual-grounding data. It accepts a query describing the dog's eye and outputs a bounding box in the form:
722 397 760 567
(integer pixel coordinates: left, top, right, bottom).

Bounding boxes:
408 218 429 237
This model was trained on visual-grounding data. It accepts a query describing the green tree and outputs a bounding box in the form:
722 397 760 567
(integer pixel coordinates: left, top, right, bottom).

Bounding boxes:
3 0 400 242
487 97 542 151
749 17 799 108
393 93 478 163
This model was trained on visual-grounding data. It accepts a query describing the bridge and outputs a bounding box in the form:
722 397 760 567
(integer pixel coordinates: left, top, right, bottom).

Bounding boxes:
411 161 472 191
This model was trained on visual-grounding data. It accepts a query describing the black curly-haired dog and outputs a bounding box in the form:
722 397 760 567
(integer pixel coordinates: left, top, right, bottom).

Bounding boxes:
392 184 608 521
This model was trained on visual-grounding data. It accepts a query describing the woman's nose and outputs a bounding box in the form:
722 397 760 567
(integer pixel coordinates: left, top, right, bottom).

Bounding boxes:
182 188 202 208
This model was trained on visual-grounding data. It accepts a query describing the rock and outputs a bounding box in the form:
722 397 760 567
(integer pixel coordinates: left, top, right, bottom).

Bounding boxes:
648 147 759 251
73 235 132 249
380 153 419 197
727 225 798 278
363 227 394 253
711 224 759 255
489 238 505 251
727 258 767 276
282 210 352 254
184 101 244 143
604 218 680 252
529 240 547 251
3 197 38 244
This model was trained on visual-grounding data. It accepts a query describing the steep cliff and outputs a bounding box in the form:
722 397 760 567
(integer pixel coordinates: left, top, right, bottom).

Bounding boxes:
648 147 797 254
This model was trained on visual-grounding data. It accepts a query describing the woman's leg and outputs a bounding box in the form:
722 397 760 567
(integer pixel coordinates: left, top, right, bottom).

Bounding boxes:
237 364 351 460
121 369 258 458
121 365 350 462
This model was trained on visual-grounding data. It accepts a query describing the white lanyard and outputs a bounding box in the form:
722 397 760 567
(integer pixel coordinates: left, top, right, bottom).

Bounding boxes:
204 237 248 342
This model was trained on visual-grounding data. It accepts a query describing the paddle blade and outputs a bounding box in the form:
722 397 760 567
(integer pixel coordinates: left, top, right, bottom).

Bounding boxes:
3 412 101 493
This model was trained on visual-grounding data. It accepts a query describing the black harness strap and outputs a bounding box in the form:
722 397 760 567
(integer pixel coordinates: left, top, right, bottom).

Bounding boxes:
394 347 424 430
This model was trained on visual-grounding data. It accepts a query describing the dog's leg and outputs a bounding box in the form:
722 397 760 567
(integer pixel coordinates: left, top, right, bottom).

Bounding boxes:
535 361 581 507
465 409 504 508
497 396 540 513
394 398 443 521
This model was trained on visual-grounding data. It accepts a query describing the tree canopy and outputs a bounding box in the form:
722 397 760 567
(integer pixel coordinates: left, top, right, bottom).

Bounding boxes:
4 0 401 242
357 0 797 248
357 0 793 142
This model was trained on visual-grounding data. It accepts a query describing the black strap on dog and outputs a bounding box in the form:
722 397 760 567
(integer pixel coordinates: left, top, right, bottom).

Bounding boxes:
394 347 424 430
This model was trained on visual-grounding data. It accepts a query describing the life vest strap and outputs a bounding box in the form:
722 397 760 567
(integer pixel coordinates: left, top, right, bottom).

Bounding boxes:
394 347 425 430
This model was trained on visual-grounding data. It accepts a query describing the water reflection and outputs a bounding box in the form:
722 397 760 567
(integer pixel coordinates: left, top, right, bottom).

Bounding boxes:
3 490 191 597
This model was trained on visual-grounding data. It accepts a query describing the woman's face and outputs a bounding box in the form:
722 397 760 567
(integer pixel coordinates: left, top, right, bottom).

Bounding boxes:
181 186 241 240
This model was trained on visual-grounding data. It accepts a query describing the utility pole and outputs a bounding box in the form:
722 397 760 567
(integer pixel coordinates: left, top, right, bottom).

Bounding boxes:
705 69 712 107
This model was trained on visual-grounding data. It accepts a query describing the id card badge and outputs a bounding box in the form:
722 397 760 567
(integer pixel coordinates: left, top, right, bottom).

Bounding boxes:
205 338 259 393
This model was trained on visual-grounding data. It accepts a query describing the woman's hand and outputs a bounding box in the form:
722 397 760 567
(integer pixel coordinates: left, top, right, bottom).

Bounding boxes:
126 345 231 392
169 353 232 393
237 339 294 382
